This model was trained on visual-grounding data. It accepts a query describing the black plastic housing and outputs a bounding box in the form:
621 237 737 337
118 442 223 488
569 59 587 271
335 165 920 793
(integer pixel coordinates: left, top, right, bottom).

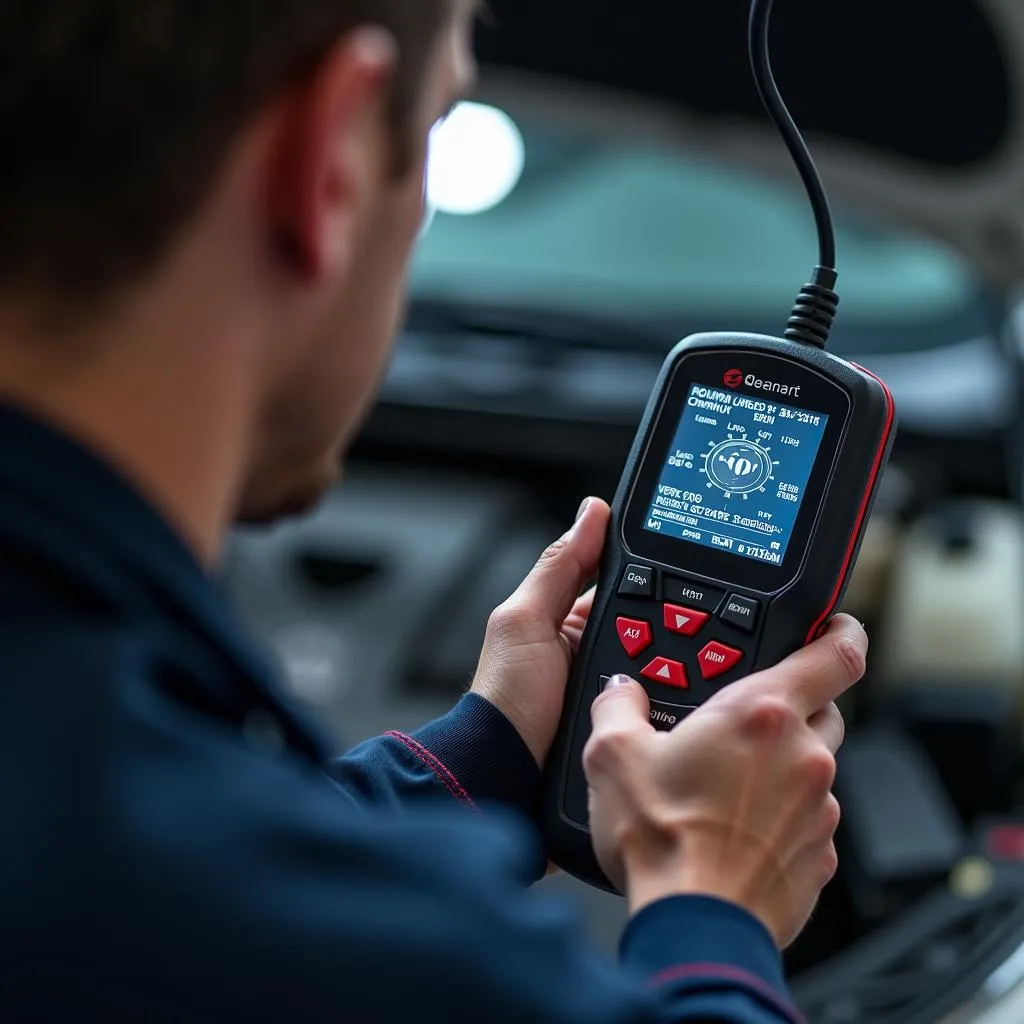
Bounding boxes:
540 332 897 891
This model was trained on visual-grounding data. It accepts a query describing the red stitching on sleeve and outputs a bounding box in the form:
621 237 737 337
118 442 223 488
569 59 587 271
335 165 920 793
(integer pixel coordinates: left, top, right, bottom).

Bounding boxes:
385 731 479 814
648 963 805 1023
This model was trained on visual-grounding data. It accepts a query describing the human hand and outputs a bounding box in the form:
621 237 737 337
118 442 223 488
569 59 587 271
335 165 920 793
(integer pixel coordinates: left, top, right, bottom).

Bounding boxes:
583 614 867 949
471 497 610 768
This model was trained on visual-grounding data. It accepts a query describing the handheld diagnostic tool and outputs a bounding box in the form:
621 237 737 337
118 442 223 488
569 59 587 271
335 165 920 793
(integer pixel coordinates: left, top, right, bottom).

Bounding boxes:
540 0 898 891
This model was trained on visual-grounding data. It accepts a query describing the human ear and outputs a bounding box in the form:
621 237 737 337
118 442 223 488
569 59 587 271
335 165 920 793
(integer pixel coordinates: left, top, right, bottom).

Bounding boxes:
266 27 397 281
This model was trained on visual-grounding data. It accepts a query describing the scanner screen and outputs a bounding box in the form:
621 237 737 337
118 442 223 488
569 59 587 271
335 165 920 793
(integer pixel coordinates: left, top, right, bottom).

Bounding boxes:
643 382 830 566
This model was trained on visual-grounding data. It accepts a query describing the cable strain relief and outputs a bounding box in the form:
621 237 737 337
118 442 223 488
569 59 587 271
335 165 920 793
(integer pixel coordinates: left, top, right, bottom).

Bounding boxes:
785 266 839 349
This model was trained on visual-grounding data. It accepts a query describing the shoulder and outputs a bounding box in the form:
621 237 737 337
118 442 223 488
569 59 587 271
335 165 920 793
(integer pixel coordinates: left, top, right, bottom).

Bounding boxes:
0 613 533 920
0 617 552 1020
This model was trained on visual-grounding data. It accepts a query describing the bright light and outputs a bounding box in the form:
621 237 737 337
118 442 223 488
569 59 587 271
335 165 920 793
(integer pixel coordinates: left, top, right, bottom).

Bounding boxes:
425 102 525 216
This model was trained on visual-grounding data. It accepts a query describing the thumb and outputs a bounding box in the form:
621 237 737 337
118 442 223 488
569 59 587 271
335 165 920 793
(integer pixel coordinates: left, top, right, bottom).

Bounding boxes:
589 675 653 742
504 498 610 629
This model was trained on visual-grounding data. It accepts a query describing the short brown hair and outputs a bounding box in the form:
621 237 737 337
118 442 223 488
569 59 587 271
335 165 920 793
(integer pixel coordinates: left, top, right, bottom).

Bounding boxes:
0 1 453 309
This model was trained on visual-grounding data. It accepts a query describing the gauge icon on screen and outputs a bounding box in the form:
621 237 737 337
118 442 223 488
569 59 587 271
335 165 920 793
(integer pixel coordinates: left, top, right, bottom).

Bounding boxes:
703 436 777 497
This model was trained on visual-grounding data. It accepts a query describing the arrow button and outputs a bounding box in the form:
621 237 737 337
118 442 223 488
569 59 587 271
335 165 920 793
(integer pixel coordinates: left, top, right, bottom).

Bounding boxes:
615 617 653 658
698 641 745 680
663 603 711 637
641 657 688 690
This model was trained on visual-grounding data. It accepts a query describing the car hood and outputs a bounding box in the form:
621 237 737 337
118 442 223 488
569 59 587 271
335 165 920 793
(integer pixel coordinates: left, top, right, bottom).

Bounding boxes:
476 0 1024 291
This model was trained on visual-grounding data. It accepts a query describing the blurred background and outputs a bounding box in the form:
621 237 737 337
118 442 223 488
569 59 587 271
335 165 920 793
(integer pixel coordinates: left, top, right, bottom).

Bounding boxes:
224 1 1024 1021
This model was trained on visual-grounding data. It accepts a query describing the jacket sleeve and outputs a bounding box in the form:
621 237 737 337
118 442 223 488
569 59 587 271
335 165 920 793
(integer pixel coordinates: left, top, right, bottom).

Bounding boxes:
115 719 806 1024
325 692 543 823
321 702 805 1021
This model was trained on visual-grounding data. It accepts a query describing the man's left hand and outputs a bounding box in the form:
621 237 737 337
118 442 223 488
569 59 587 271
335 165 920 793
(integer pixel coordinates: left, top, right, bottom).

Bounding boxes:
471 497 611 768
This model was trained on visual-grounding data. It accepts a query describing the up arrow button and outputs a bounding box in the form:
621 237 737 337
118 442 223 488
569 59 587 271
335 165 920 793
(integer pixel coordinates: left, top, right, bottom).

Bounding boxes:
641 657 688 690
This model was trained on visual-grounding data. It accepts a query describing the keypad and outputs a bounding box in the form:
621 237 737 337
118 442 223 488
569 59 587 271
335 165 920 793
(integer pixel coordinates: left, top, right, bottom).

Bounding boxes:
601 568 756 702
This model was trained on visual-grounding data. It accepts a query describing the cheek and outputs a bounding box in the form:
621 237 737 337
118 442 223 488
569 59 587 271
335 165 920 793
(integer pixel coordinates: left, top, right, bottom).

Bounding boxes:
372 162 432 329
285 162 432 449
399 148 432 251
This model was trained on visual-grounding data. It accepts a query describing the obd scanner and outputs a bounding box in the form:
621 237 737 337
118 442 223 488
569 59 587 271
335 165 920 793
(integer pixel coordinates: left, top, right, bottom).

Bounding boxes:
540 0 898 891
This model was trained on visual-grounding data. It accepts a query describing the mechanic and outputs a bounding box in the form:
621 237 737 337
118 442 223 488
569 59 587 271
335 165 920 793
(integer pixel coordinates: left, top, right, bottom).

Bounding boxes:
0 2 864 1021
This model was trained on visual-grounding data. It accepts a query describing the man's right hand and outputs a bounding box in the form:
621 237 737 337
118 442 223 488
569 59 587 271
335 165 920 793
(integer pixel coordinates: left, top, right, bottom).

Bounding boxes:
583 614 867 950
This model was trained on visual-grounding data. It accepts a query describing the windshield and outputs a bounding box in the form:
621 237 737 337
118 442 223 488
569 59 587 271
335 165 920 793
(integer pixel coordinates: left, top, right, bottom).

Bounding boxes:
411 101 982 342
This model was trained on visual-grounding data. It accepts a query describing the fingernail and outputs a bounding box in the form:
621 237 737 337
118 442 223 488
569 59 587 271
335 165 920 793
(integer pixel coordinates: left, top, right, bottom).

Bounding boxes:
575 497 591 524
605 674 633 690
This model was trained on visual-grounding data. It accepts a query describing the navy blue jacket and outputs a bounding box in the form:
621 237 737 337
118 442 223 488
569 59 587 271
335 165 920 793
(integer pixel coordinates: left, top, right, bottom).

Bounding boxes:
0 404 805 1023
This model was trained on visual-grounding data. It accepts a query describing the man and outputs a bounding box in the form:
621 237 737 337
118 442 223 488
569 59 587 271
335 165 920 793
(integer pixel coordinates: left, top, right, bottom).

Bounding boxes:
0 2 864 1021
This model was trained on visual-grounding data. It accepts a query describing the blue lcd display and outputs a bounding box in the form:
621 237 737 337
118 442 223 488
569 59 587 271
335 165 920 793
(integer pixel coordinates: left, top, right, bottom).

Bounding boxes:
643 382 829 566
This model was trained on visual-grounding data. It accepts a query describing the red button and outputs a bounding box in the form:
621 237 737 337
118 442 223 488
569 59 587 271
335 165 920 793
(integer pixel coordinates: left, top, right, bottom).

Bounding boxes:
616 617 653 658
698 642 745 680
988 825 1024 861
641 657 689 690
663 604 711 637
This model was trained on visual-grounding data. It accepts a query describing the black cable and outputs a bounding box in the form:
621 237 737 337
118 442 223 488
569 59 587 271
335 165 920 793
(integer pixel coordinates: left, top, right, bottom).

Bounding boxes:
748 0 839 349
749 0 835 270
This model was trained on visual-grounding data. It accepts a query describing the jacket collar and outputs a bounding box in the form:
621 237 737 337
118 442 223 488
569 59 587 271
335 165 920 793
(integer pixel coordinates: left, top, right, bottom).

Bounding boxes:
0 402 332 764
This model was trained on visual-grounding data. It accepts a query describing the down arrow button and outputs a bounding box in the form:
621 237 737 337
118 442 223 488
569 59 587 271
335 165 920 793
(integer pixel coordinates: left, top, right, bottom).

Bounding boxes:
664 603 711 637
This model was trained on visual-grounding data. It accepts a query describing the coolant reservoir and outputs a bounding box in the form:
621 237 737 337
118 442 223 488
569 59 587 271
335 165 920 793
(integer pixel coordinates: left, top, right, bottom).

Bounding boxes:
878 500 1024 691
